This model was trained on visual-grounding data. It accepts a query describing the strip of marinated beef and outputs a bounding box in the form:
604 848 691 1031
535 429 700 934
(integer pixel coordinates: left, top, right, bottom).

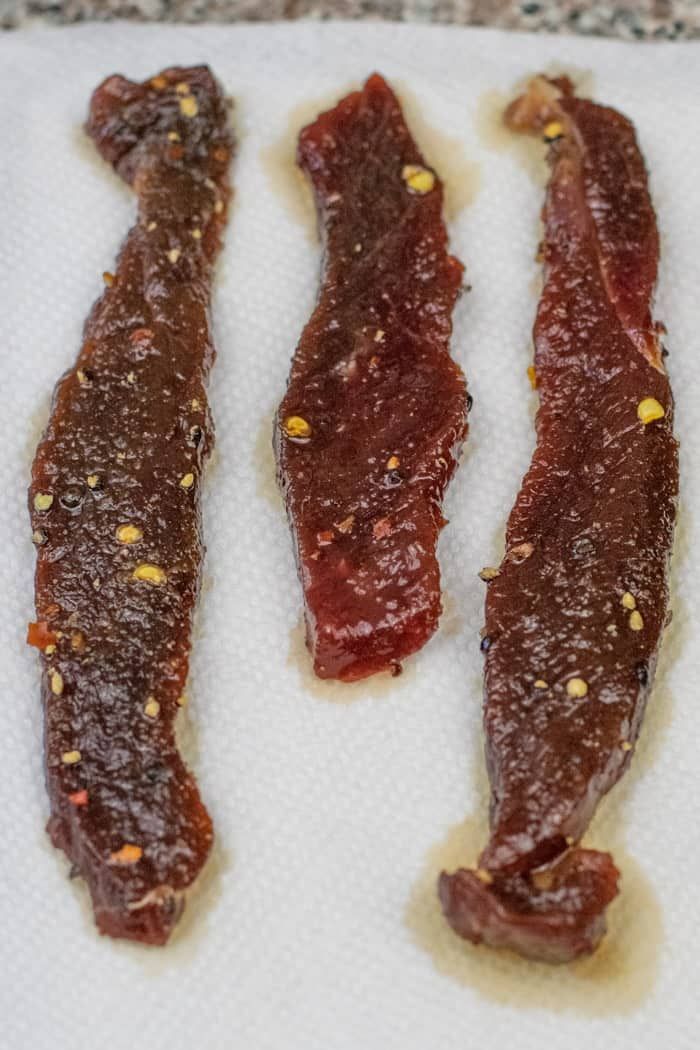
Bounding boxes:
275 74 468 682
440 76 678 963
28 67 232 944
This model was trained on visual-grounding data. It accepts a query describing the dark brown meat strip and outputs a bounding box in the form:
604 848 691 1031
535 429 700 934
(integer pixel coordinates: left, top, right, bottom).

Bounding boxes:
275 74 468 682
28 66 233 944
440 76 678 963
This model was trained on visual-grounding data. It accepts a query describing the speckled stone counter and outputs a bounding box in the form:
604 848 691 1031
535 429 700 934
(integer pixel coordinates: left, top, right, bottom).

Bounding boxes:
2 0 699 37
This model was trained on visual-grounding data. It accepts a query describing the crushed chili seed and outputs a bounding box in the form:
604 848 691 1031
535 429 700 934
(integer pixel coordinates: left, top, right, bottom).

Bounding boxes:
32 529 47 546
543 120 564 142
132 563 167 585
534 679 548 689
629 610 644 631
621 741 633 752
180 95 198 118
50 670 64 696
167 130 181 142
167 248 181 264
144 697 160 719
374 329 385 343
637 397 665 425
116 524 143 544
61 750 82 765
401 164 435 194
102 271 115 287
335 515 355 534
283 415 312 440
507 542 534 562
621 591 636 610
180 473 195 490
150 75 167 90
386 455 400 470
214 199 224 214
527 365 538 389
475 868 493 885
191 228 202 240
566 677 589 698
68 789 88 806
86 474 100 489
479 566 500 582
34 493 53 512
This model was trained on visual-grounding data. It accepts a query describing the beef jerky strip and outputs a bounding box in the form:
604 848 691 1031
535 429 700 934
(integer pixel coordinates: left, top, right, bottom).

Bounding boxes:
275 74 468 682
27 67 232 944
439 76 678 963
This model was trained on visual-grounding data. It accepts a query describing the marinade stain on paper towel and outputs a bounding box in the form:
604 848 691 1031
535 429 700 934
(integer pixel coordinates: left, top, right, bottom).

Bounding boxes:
407 539 688 1014
475 65 595 184
406 818 661 1015
254 412 284 511
262 83 480 236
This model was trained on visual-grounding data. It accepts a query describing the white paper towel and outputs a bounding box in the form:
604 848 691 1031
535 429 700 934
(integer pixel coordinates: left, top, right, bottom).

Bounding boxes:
1 21 698 1050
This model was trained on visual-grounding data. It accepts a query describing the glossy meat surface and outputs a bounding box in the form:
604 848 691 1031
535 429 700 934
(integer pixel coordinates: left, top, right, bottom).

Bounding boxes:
441 77 678 961
275 74 468 681
28 67 232 943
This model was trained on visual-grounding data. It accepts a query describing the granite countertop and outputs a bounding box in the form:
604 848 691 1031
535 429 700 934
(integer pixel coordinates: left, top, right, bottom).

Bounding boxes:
2 0 699 37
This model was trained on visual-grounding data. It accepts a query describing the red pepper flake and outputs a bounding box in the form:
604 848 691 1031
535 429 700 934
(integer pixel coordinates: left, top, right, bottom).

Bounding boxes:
213 147 229 163
169 144 185 161
317 529 335 546
110 843 143 865
27 621 58 650
68 789 88 807
130 327 155 344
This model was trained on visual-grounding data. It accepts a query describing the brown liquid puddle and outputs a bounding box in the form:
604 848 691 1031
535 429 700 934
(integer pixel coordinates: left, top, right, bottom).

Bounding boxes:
395 83 481 220
260 92 342 241
406 818 661 1015
408 505 687 1013
261 81 480 238
475 64 596 185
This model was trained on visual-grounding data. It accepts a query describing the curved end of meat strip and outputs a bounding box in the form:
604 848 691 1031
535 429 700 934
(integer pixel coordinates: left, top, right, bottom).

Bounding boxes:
439 848 620 964
275 73 468 682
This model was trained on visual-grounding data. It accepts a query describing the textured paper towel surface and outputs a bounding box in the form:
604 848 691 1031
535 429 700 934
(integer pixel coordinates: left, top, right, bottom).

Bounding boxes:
1 22 698 1050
